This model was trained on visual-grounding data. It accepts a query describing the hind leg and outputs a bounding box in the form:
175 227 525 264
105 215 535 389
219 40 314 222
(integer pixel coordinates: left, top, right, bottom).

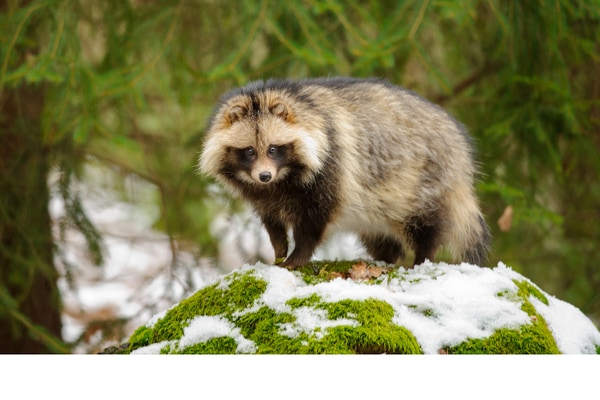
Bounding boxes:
405 215 444 266
360 234 405 264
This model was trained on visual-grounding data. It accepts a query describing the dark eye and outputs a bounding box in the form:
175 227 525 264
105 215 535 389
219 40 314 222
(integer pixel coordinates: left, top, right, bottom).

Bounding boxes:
245 147 255 157
268 146 277 155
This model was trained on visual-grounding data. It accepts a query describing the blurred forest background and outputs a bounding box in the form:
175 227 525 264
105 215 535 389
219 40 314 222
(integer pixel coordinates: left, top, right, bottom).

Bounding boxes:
1 0 599 353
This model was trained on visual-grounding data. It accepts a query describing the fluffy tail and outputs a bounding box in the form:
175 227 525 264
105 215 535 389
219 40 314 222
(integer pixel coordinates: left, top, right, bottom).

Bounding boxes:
461 214 491 266
444 184 491 266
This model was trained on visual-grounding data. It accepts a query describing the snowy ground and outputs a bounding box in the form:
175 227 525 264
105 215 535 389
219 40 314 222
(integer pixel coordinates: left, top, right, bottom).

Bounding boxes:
49 167 216 353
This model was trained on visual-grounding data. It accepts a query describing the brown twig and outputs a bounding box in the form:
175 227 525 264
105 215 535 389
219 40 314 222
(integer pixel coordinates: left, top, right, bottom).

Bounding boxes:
433 62 500 105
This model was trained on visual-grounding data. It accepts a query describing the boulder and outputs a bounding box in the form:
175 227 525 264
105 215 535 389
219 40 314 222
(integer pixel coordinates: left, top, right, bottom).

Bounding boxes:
110 261 600 354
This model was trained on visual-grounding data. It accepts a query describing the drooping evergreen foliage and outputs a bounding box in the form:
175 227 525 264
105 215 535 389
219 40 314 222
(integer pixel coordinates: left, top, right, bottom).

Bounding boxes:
1 0 599 352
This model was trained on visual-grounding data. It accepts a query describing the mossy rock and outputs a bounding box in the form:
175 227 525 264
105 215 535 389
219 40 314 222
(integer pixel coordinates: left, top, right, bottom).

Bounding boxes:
109 261 600 354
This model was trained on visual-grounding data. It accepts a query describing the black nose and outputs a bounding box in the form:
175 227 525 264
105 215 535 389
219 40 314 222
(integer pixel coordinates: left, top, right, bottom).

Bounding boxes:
259 172 272 182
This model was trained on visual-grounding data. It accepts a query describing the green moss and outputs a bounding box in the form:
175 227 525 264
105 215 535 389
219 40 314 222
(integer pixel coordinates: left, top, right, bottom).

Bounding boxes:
128 325 154 349
449 324 560 354
317 299 422 354
236 306 298 353
496 289 518 302
406 304 437 318
449 278 559 354
286 293 322 309
295 260 358 284
159 343 175 354
176 337 239 354
422 308 436 318
230 296 422 354
222 271 269 310
514 279 549 306
128 270 267 352
514 278 559 352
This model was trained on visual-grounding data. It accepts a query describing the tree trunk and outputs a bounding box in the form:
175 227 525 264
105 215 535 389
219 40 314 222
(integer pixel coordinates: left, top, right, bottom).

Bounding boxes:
0 83 64 353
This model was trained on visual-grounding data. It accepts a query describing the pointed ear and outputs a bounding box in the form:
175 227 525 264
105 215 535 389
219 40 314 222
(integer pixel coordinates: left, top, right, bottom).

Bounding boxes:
269 103 294 122
225 105 247 125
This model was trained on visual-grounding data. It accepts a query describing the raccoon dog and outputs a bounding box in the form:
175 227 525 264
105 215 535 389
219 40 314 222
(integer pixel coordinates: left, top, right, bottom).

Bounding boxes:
199 77 491 269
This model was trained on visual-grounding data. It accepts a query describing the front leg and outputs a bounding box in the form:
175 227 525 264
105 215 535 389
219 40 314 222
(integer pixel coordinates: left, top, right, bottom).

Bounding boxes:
262 216 289 264
281 218 327 269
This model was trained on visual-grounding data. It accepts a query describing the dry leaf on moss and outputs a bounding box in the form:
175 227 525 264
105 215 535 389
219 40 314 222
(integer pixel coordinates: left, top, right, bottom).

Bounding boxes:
348 261 392 281
328 271 346 279
348 260 369 280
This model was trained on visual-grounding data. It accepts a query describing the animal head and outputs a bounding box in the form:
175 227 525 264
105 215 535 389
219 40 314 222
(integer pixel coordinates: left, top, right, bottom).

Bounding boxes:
199 85 329 188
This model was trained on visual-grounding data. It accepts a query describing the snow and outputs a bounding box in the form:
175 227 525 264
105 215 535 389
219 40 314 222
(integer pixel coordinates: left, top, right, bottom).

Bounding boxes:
531 295 599 354
279 307 359 340
178 316 256 353
136 261 600 355
49 166 219 353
